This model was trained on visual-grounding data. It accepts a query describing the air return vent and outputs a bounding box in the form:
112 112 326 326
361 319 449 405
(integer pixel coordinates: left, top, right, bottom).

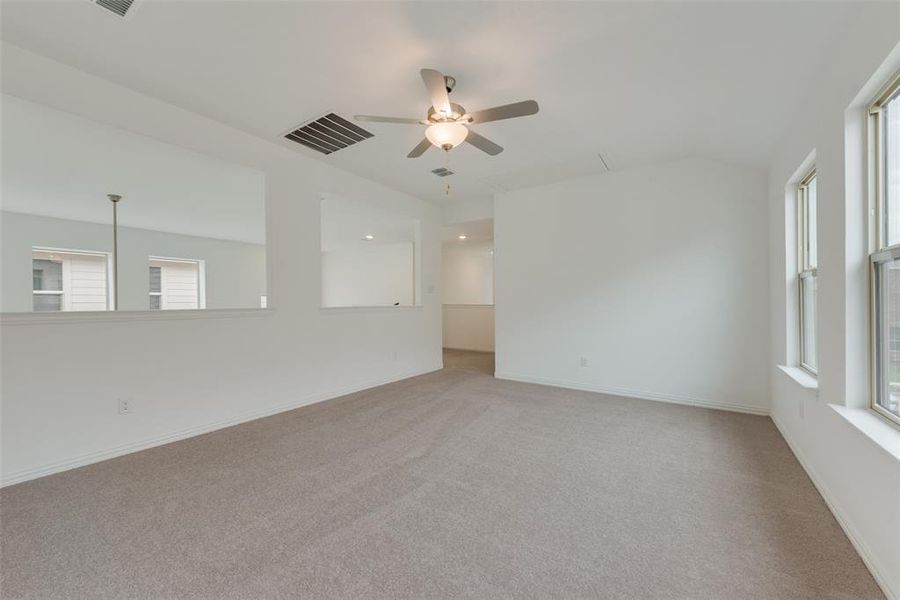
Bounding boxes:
93 0 136 17
431 167 454 177
284 114 373 155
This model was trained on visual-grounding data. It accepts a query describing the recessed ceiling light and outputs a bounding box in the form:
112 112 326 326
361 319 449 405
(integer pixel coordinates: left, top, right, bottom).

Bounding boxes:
363 234 375 241
458 235 467 240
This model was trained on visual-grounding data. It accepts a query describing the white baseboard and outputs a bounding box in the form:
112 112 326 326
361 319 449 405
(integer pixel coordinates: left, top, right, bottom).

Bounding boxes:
442 345 495 353
494 372 769 416
771 415 897 600
1 365 442 488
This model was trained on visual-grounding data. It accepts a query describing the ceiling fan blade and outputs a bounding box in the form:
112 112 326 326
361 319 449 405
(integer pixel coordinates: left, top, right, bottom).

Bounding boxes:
355 115 422 124
468 100 539 124
465 129 503 155
407 138 432 158
420 68 452 115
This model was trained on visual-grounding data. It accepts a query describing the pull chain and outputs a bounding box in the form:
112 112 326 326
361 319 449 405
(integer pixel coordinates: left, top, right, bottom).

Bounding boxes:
445 149 451 196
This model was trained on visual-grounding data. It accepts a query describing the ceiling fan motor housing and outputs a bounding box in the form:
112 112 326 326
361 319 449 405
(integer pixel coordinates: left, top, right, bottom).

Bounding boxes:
427 102 468 123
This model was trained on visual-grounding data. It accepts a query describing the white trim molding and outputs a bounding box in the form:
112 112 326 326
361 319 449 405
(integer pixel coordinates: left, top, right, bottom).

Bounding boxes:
443 346 494 354
0 307 274 326
831 404 900 462
319 305 424 314
777 365 819 390
494 372 769 416
441 303 495 309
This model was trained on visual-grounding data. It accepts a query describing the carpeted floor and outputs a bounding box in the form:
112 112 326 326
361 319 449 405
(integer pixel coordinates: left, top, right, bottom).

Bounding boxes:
442 347 495 374
0 351 883 599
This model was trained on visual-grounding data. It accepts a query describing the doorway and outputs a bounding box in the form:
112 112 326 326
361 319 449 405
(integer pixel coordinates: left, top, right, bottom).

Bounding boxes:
441 218 494 371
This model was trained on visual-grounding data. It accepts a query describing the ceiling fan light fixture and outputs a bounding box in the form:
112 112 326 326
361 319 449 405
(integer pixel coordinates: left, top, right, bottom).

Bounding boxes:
355 68 537 159
425 122 468 151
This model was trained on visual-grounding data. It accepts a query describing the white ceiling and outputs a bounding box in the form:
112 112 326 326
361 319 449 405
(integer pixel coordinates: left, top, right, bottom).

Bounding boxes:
442 219 494 243
0 1 870 204
1 93 266 243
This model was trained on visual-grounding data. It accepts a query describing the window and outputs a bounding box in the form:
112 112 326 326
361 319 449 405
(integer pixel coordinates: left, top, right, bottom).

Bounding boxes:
798 169 817 374
869 72 900 425
148 265 162 310
32 248 110 312
148 258 205 310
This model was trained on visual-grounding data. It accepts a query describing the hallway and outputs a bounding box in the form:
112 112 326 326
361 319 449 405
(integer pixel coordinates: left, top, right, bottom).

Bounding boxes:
442 348 495 375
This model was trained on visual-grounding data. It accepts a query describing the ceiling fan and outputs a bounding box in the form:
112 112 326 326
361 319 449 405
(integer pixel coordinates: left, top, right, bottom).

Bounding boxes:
355 68 539 158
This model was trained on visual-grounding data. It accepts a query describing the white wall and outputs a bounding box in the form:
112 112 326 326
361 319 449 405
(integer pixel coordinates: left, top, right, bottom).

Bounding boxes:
0 44 442 485
442 239 494 351
441 196 493 227
442 306 495 352
442 241 494 305
494 157 770 414
1 211 266 312
321 242 414 307
766 4 900 598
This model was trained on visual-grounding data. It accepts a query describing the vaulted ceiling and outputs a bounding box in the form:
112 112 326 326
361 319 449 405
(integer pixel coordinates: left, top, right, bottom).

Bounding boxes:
1 1 871 204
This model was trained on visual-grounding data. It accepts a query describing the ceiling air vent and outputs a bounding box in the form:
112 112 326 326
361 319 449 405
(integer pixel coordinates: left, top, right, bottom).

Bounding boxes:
284 114 373 155
93 0 137 17
431 167 454 177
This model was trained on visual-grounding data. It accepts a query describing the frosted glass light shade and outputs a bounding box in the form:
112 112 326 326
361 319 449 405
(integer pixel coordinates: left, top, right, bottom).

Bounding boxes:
425 122 468 149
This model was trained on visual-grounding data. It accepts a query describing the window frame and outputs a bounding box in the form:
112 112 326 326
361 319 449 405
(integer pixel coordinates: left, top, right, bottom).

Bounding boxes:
868 71 900 427
31 247 112 312
148 265 162 310
797 168 818 375
148 256 206 311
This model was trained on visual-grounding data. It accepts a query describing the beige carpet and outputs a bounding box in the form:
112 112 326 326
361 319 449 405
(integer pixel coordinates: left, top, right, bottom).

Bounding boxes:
442 347 495 374
1 351 883 599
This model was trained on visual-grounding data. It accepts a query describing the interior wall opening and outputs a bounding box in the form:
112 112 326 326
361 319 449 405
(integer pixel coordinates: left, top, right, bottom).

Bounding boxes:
441 217 494 372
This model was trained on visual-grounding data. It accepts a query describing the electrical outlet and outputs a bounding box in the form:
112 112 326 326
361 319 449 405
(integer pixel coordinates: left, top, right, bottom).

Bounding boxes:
118 398 133 415
579 356 588 367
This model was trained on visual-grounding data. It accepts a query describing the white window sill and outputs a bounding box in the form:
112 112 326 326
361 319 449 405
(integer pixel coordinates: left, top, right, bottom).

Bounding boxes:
0 308 274 326
777 365 819 390
320 305 424 314
831 405 900 462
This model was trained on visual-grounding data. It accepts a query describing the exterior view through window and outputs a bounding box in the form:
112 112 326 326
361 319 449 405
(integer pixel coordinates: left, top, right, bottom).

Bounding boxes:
32 248 110 312
148 258 204 310
869 72 900 424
